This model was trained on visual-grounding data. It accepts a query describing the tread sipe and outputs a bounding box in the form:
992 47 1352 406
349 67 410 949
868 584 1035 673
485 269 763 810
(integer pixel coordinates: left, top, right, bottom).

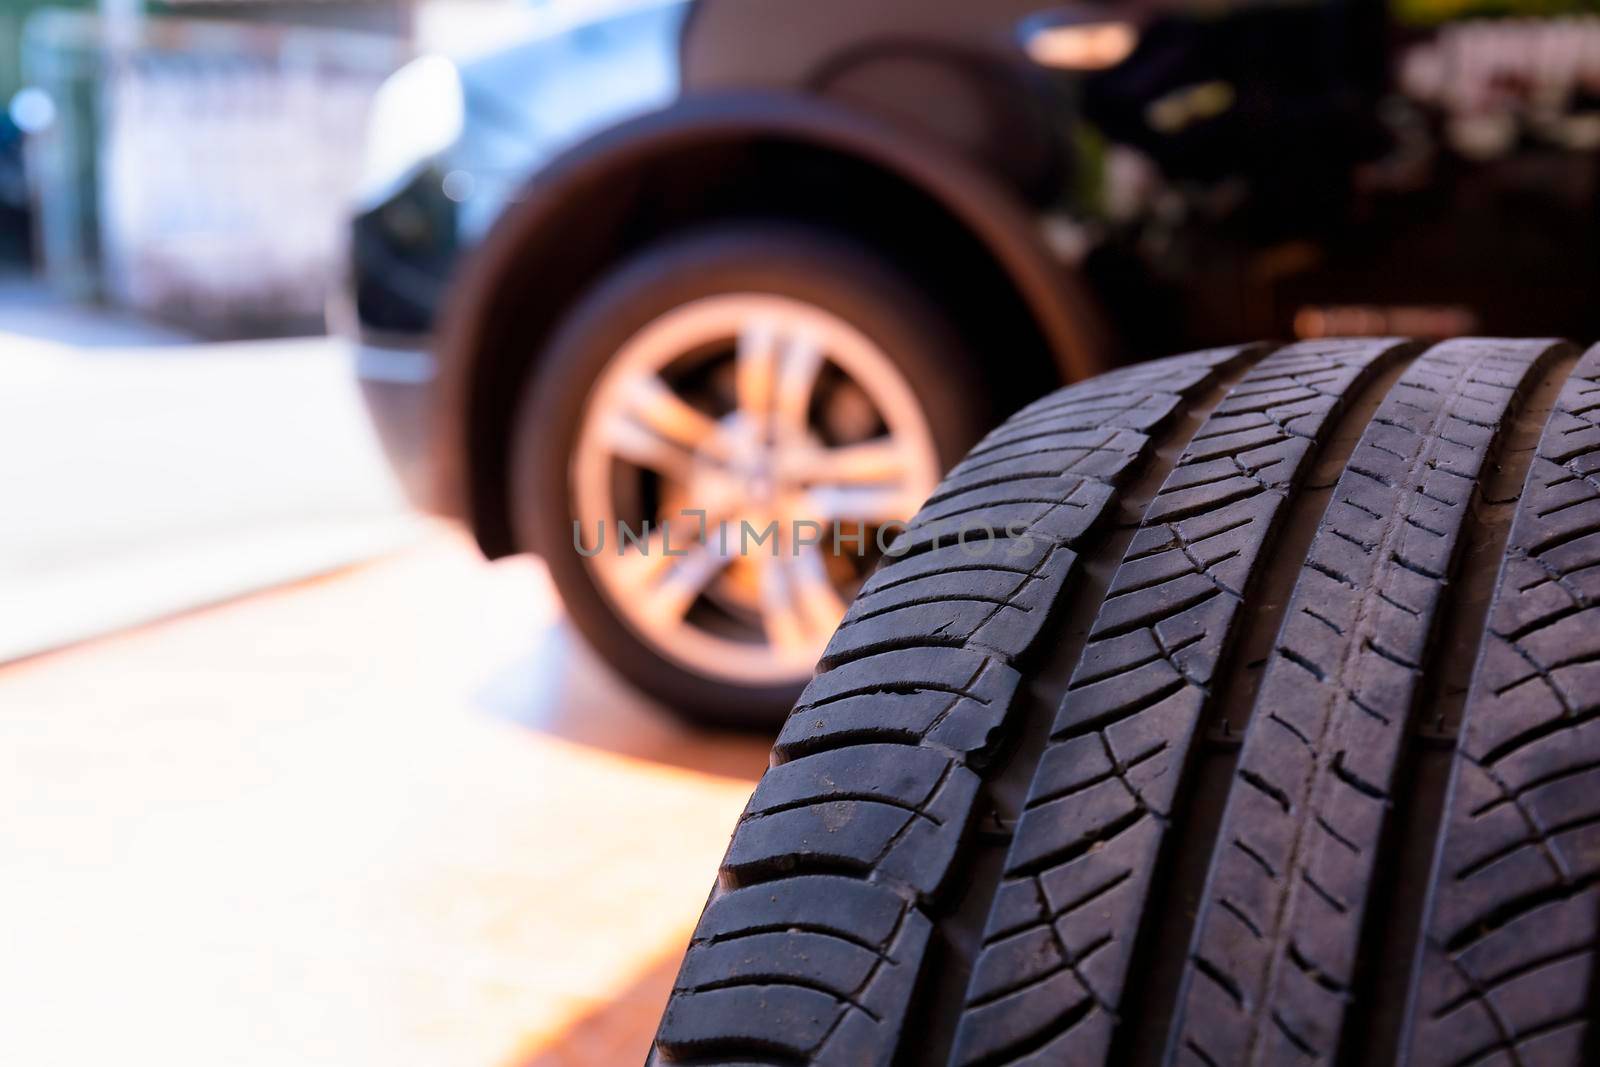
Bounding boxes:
649 338 1600 1067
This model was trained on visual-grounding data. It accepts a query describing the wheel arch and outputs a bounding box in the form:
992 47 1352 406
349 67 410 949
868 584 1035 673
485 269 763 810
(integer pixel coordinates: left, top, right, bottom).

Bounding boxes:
435 91 1111 559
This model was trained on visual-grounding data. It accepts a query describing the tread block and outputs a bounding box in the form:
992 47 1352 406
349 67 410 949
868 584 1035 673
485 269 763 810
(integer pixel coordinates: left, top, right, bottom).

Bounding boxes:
659 878 929 1065
656 983 841 1060
884 478 1117 562
694 875 907 947
658 905 935 1067
949 969 1093 1067
822 542 1079 668
776 648 1022 762
675 930 880 997
744 743 957 815
725 760 980 897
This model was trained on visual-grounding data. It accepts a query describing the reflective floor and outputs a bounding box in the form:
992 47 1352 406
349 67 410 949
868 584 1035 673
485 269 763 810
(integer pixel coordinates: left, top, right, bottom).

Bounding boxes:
0 529 769 1067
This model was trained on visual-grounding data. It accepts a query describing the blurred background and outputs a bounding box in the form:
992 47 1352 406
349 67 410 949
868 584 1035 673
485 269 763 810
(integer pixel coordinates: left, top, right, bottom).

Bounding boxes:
3 0 1599 1063
0 3 770 1066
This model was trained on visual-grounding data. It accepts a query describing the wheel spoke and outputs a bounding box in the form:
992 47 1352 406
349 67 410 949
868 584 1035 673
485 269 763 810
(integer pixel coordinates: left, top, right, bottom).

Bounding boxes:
624 373 721 448
754 543 846 664
790 544 848 635
736 319 780 437
804 484 923 525
602 373 724 478
603 526 729 628
791 436 926 525
788 436 913 485
601 413 696 482
757 553 814 662
774 331 824 441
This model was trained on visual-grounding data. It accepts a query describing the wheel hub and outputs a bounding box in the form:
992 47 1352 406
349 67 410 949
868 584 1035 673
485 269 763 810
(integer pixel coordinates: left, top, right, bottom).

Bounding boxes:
571 293 942 685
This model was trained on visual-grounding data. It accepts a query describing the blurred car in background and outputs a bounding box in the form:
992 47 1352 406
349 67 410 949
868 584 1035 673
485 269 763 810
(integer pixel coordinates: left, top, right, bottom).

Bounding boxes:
0 108 29 264
337 0 1600 727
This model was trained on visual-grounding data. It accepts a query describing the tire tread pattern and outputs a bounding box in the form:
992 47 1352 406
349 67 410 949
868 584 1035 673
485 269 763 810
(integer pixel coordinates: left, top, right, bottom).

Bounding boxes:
1405 343 1600 1067
653 346 1262 1065
652 338 1600 1067
1170 339 1570 1066
948 339 1414 1067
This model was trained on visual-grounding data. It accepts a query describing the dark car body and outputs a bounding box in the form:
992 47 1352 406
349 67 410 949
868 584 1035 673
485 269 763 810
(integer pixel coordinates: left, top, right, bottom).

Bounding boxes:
341 0 1600 546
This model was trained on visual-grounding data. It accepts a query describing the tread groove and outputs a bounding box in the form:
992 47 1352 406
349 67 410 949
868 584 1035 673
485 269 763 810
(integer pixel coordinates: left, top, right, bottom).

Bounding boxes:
952 340 1420 1067
1400 344 1600 1067
1168 339 1576 1067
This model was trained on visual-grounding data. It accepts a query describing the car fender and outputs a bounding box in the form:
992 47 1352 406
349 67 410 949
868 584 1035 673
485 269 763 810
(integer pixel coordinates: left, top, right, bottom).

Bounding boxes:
435 90 1112 557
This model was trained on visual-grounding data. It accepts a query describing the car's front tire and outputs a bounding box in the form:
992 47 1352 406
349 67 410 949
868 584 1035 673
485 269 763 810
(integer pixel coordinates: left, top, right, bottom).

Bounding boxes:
512 223 990 729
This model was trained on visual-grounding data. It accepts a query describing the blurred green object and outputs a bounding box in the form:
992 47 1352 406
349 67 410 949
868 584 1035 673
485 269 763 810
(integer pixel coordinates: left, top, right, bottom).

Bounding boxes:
1394 0 1600 25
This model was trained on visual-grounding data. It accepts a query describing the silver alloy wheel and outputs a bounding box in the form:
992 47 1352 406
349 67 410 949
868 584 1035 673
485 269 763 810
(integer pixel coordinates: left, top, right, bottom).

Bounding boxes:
571 293 942 685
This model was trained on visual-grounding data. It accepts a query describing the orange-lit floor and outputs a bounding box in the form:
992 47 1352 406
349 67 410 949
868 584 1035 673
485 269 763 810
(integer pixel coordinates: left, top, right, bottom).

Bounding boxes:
0 528 769 1067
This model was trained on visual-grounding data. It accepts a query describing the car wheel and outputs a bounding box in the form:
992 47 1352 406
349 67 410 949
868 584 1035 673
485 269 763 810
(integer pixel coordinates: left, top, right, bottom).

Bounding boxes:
512 224 989 729
649 337 1600 1067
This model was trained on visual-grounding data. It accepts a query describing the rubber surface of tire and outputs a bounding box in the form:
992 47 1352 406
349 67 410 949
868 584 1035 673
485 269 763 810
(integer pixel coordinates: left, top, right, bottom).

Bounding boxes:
649 338 1600 1067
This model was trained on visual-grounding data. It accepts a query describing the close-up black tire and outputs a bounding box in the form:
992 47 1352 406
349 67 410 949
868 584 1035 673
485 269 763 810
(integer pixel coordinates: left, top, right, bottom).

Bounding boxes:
650 338 1600 1065
513 223 990 730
